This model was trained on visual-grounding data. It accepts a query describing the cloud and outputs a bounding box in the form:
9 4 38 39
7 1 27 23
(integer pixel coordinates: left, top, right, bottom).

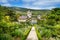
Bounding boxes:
33 1 60 6
8 0 20 2
0 0 8 3
21 5 56 10
0 0 60 9
22 0 60 9
22 0 36 2
1 3 11 6
0 0 12 6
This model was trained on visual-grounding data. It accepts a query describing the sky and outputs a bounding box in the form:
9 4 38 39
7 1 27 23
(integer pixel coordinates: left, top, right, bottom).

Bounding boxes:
0 0 60 9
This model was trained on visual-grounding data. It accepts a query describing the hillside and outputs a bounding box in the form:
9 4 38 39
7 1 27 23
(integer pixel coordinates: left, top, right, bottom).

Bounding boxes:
0 5 60 40
7 6 51 15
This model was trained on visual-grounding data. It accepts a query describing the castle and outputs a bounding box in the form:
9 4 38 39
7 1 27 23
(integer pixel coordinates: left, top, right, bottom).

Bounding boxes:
18 10 41 24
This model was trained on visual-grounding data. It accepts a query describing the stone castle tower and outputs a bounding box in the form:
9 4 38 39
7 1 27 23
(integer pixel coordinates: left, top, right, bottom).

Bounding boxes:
27 10 32 18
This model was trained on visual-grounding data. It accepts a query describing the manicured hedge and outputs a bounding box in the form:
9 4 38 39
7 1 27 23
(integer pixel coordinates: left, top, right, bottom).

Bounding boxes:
35 26 42 40
22 27 32 40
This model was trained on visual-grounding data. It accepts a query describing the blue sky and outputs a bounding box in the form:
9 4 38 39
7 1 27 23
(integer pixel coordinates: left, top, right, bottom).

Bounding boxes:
0 0 60 9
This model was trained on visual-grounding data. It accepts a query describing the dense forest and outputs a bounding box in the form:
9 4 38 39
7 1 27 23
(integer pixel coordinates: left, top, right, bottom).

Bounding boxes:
0 5 60 40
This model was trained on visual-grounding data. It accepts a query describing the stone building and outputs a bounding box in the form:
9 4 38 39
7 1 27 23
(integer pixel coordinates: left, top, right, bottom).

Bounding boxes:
27 10 32 18
18 15 27 22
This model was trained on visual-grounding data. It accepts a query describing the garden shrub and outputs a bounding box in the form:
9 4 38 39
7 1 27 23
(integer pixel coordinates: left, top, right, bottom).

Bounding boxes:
0 34 12 40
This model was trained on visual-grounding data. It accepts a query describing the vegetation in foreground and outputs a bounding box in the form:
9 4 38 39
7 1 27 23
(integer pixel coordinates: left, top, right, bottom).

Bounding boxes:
0 5 60 40
36 8 60 40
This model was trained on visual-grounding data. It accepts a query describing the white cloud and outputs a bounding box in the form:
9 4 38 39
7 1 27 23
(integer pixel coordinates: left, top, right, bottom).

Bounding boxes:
0 0 60 9
32 0 60 6
22 0 36 2
0 0 8 3
0 0 12 6
22 0 60 3
1 3 11 6
22 0 60 9
22 5 55 10
40 6 56 10
9 0 20 2
17 3 55 10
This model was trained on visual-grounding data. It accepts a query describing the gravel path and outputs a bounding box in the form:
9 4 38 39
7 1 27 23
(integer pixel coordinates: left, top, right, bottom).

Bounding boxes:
26 27 38 40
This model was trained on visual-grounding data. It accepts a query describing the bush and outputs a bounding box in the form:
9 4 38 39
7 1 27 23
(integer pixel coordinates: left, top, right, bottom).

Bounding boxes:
54 24 60 29
0 34 12 40
23 27 31 40
11 29 23 37
35 27 42 40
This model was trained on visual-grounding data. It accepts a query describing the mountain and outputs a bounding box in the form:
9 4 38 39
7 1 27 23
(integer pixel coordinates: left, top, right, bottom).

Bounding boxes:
0 5 51 15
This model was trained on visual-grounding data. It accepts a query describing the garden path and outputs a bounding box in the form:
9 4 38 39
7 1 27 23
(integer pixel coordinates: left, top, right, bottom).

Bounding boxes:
26 27 38 40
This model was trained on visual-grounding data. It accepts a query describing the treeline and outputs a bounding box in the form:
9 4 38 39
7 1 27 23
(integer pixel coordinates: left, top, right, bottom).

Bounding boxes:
38 8 60 26
0 5 18 21
0 5 60 25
